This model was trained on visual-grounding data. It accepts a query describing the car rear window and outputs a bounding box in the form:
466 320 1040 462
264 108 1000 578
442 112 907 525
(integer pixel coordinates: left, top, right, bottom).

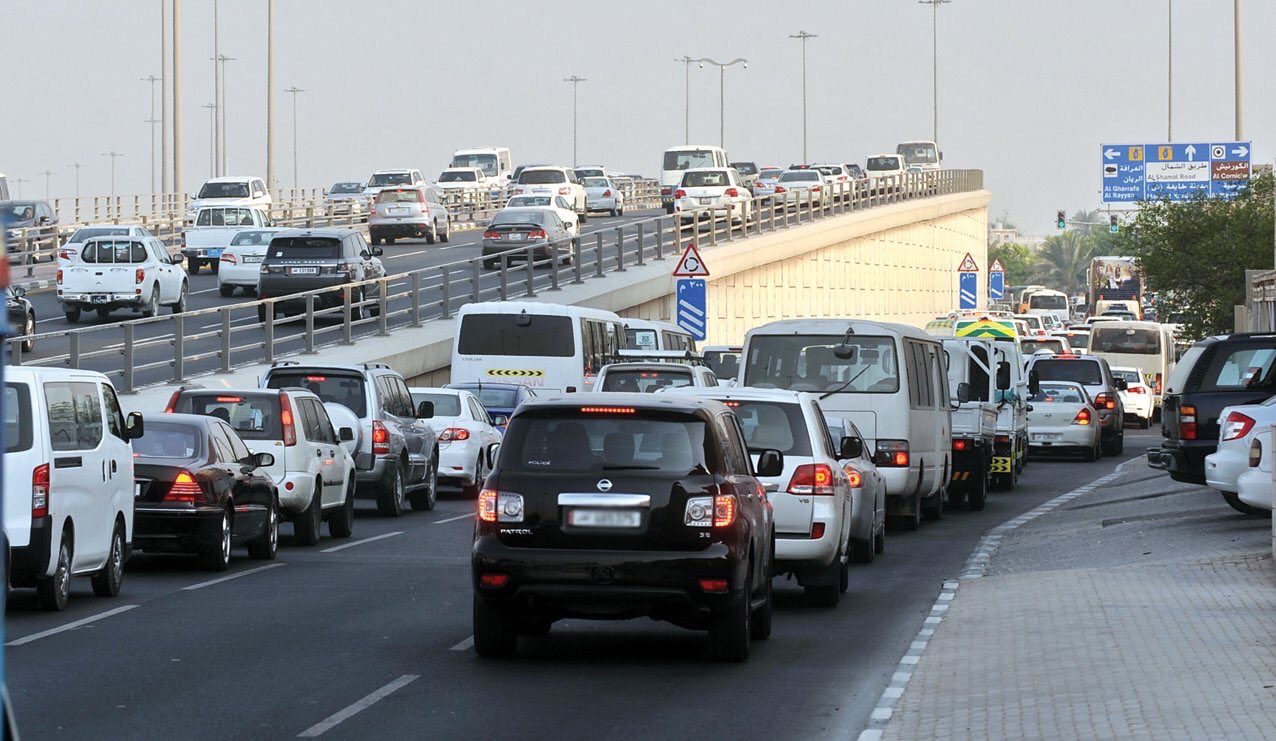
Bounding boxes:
681 171 730 188
134 420 204 460
581 178 609 188
778 171 819 182
4 382 32 453
490 211 548 228
1090 327 1161 354
265 372 367 417
1062 333 1089 349
501 409 712 474
600 368 693 393
198 182 251 199
230 230 273 247
267 237 341 260
1196 344 1276 393
1111 369 1142 384
867 157 901 171
457 314 574 357
724 400 812 456
508 196 552 208
410 392 462 417
519 170 566 185
1030 383 1088 404
469 387 521 408
376 189 423 203
1032 359 1103 386
80 241 148 264
176 393 282 441
368 173 412 186
1021 339 1066 355
438 171 478 182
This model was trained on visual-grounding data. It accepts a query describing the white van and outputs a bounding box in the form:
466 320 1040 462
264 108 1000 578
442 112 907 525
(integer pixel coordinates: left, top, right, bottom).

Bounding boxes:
450 148 513 190
895 141 942 172
5 368 143 610
452 301 626 394
740 319 952 529
660 145 729 213
1025 288 1071 327
1087 320 1175 408
623 318 697 353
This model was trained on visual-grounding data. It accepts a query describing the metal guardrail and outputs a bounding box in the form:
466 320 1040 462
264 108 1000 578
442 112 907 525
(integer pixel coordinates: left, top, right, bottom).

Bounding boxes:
5 170 983 392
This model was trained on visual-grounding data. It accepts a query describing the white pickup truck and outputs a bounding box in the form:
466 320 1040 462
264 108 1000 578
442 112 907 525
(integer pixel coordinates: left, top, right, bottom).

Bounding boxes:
943 338 1001 510
180 206 274 274
57 236 188 322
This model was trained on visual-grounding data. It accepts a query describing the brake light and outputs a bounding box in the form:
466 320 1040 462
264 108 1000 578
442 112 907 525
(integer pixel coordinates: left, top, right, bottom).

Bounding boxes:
371 420 390 455
164 390 180 413
32 464 49 519
674 189 687 199
713 493 737 527
280 393 297 446
1180 404 1197 440
221 253 237 265
787 464 836 495
1127 385 1146 394
135 268 145 284
1154 373 1163 395
1222 411 1256 442
482 230 500 239
774 185 787 193
602 189 612 197
1094 392 1117 410
440 428 470 442
811 185 822 192
165 470 202 503
661 187 672 196
527 228 547 239
953 439 969 451
558 187 570 195
305 375 327 382
1249 438 1263 467
724 187 739 198
697 578 729 594
478 488 523 523
1072 408 1092 425
846 468 863 488
875 440 910 467
215 396 243 403
580 406 636 414
56 269 63 284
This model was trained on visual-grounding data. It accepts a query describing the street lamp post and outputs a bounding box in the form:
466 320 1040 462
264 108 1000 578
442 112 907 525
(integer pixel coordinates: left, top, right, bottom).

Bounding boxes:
212 0 221 176
285 86 304 190
39 171 54 200
101 152 124 200
12 179 27 199
202 103 217 177
68 162 85 199
1234 0 1243 141
695 58 748 149
918 0 951 144
563 76 586 167
675 56 694 143
1167 0 1173 141
143 74 161 193
788 32 817 163
214 54 236 173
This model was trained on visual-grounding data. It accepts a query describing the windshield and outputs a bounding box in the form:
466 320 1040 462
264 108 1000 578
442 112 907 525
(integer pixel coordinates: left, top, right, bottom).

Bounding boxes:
329 182 363 194
438 171 478 183
1111 368 1142 385
229 230 273 247
4 382 32 453
663 150 717 171
1021 339 1066 354
681 171 730 188
1091 328 1161 354
743 334 900 394
600 368 693 393
368 172 412 187
867 157 901 172
519 170 566 185
779 171 819 183
1029 294 1069 310
731 162 759 176
410 392 462 417
1032 359 1103 386
267 237 341 260
176 393 282 441
265 372 367 418
458 314 574 357
507 196 553 208
197 181 251 199
133 421 204 460
1029 382 1088 404
500 410 711 474
626 328 659 350
69 226 130 242
729 400 812 456
451 154 499 177
490 210 549 227
81 240 148 264
196 208 256 226
581 177 610 189
703 350 741 379
896 143 938 164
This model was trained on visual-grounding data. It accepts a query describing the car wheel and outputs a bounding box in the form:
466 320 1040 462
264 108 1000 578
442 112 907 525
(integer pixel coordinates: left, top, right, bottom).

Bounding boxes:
91 524 125 598
1082 439 1098 462
295 481 323 546
370 235 381 246
967 468 988 511
328 477 355 539
874 522 886 554
473 595 518 658
257 304 269 324
850 535 875 564
610 208 618 217
1101 434 1121 457
408 454 438 511
37 533 73 611
440 221 451 243
482 259 497 270
248 498 279 560
219 284 235 297
425 222 437 245
708 569 751 662
377 460 406 517
65 306 81 323
171 281 188 314
22 312 35 353
578 210 587 224
750 562 773 640
198 509 233 571
349 287 364 321
1222 491 1272 517
805 566 841 608
189 260 201 275
888 494 921 531
1115 433 1125 455
141 287 159 318
385 237 396 245
461 455 484 499
921 487 944 521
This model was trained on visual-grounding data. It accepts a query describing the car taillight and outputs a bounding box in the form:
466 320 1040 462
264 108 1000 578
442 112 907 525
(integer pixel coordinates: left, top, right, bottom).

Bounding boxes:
1154 373 1163 395
558 187 570 195
674 189 687 199
1072 408 1092 425
1180 404 1197 440
684 488 737 527
846 468 863 488
1222 411 1256 442
1249 438 1263 467
713 493 736 527
875 440 910 467
56 269 63 284
811 185 822 192
478 488 523 523
724 187 739 197
787 463 836 495
953 439 969 451
527 229 547 239
1094 392 1117 410
1127 385 1146 394
32 463 49 518
483 230 500 239
180 233 186 249
371 420 391 455
135 268 145 284
440 427 470 442
221 253 237 265
280 393 297 446
58 250 75 261
164 390 180 413
165 470 203 503
774 185 787 193
661 187 672 196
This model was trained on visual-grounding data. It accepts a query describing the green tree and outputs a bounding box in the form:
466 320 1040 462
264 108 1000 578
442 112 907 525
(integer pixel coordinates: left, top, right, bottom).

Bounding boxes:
1069 209 1103 235
1032 230 1095 295
1118 173 1274 338
988 241 1035 285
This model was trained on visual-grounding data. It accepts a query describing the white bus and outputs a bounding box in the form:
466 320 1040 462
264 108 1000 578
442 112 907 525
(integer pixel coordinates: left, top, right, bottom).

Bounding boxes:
895 141 942 172
1025 288 1070 327
740 318 952 529
452 301 625 394
1087 320 1175 406
623 318 697 353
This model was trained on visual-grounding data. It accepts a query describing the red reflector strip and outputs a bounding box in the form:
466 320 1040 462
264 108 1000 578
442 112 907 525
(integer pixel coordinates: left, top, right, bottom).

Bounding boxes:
811 522 826 540
479 573 510 588
698 578 729 594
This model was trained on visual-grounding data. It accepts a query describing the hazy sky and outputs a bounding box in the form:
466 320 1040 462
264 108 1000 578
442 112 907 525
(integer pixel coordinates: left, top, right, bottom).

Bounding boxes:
3 0 1271 233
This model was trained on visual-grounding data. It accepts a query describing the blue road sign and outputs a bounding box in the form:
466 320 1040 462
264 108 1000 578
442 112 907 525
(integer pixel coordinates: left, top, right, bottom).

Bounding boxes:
676 278 707 341
1101 141 1250 203
989 271 1005 301
959 271 978 310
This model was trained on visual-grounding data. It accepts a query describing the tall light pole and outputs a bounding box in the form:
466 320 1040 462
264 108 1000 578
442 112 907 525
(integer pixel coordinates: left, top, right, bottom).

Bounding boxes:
563 76 586 166
789 32 817 163
695 58 748 149
1234 0 1243 140
12 179 27 199
1167 0 1173 141
143 74 161 192
101 152 124 200
172 0 183 197
675 56 694 144
215 54 236 173
212 0 221 176
39 170 54 200
68 162 85 199
918 0 950 144
160 0 170 195
285 86 304 189
266 0 275 192
202 103 218 177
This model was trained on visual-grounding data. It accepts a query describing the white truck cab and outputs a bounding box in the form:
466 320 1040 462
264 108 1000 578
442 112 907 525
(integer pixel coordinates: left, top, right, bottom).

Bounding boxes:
943 338 1001 509
57 236 188 322
895 141 942 172
187 176 272 219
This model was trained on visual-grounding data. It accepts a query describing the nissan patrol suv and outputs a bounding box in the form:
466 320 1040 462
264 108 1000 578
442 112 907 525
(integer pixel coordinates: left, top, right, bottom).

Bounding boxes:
256 228 385 322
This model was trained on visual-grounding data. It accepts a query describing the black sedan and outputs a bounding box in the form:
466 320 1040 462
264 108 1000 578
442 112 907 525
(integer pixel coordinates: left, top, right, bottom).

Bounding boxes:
6 285 35 353
480 207 572 269
132 414 279 571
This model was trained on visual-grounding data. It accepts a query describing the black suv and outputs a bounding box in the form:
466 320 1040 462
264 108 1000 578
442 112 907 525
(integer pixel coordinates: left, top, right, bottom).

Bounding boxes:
471 393 780 662
1149 333 1276 489
257 228 385 322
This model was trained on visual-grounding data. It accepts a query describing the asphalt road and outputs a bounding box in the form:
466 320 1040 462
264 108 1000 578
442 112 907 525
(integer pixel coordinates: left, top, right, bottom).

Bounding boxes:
5 430 1158 740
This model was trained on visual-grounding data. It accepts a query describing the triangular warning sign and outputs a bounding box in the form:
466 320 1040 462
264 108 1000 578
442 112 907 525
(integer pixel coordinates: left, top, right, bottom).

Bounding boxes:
989 258 1005 273
958 253 979 272
673 243 711 277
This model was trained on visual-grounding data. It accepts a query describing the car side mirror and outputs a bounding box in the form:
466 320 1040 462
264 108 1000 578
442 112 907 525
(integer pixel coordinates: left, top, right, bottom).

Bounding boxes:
485 443 501 470
756 449 784 477
124 412 145 441
416 400 435 419
832 344 857 361
12 286 26 298
170 253 185 264
839 436 863 459
492 414 510 428
996 361 1011 390
371 246 383 257
252 451 275 469
1028 369 1041 397
339 427 355 442
1115 378 1129 391
956 382 971 404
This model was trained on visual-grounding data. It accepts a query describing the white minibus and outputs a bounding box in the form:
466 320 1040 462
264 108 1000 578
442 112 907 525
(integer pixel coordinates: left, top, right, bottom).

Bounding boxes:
660 145 728 213
1087 320 1175 407
623 318 697 353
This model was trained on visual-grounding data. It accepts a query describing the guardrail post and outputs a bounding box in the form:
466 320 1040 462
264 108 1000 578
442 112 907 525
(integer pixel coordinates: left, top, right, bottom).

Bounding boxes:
614 227 626 272
68 331 79 369
265 301 278 359
220 310 232 372
341 288 353 345
548 243 561 291
420 270 431 323
594 233 605 277
304 294 317 353
378 279 389 336
499 260 509 300
654 218 665 260
525 247 536 297
635 222 645 265
572 237 584 284
471 260 482 302
173 315 186 382
122 324 135 392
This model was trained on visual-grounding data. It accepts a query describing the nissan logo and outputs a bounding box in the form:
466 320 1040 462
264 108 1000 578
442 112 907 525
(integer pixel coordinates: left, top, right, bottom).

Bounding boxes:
596 479 613 492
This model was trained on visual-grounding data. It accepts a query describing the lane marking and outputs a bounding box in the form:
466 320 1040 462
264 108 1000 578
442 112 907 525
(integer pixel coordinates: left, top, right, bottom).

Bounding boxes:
181 562 286 591
320 531 403 553
297 674 419 737
449 636 474 651
191 286 222 295
384 250 428 260
5 604 140 646
433 512 474 525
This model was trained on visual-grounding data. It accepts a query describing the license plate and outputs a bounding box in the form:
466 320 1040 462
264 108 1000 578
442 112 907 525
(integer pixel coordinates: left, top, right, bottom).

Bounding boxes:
244 256 264 264
389 207 411 215
507 233 526 241
699 197 713 205
92 294 110 303
207 249 222 258
289 267 319 275
1032 433 1062 442
567 509 641 528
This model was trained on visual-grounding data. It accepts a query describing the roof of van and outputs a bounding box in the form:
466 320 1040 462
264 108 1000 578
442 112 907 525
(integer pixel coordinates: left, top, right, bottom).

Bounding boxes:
744 318 937 341
453 147 510 154
455 300 620 321
1089 320 1167 330
4 366 112 383
664 145 725 152
623 318 688 332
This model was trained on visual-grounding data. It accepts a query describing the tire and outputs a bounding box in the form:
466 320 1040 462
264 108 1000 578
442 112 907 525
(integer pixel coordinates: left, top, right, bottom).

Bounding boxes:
385 237 396 246
219 284 235 297
708 570 752 662
805 573 840 608
473 596 518 658
1082 439 1098 462
65 306 81 323
610 208 619 217
1101 434 1122 457
1222 491 1272 517
247 498 279 560
967 469 988 511
171 281 187 314
257 304 269 324
1115 433 1125 455
838 558 850 593
425 222 436 245
91 524 125 597
377 460 406 517
328 477 355 539
37 533 72 611
461 456 484 499
198 509 232 571
850 536 875 564
21 312 34 354
408 455 438 511
922 488 944 521
370 235 382 246
189 260 201 275
874 524 886 554
578 210 587 225
440 222 450 243
482 259 497 270
750 565 773 641
294 481 323 546
141 287 159 318
888 494 921 531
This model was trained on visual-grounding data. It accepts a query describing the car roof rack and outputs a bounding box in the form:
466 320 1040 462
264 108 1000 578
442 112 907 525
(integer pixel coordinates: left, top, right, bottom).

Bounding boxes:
361 363 392 370
270 360 301 367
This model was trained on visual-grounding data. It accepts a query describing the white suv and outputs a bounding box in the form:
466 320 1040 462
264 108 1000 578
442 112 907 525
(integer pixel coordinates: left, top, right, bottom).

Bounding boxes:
165 388 358 544
511 166 586 220
674 167 753 224
4 368 143 610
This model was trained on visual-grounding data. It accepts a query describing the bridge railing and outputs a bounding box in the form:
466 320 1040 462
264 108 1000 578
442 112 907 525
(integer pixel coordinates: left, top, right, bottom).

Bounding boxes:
5 170 983 392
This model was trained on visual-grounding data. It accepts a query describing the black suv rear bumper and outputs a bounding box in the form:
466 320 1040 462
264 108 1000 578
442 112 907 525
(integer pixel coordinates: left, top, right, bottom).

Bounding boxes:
1146 443 1209 485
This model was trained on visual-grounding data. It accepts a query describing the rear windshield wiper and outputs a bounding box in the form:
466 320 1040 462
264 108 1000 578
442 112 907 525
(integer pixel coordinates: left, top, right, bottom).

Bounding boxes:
601 464 660 470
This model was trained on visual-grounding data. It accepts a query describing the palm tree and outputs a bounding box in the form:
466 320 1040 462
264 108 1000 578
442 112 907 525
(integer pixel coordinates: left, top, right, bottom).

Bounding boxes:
1070 209 1103 235
1032 231 1094 295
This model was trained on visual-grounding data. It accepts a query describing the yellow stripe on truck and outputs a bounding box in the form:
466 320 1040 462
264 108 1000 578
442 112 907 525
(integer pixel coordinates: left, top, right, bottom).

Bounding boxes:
485 369 546 378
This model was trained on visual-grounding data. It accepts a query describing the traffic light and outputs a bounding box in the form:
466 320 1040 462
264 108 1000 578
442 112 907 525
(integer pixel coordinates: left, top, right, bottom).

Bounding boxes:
1056 210 1066 229
1109 214 1119 234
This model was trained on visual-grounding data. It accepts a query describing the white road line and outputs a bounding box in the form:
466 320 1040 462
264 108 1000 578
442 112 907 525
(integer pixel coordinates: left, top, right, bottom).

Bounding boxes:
297 674 419 738
432 512 474 525
449 636 474 651
384 250 427 260
320 531 403 553
181 562 286 591
6 604 140 646
191 286 221 295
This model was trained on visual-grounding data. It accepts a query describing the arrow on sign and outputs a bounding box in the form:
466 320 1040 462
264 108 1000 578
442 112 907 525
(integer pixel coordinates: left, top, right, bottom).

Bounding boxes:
1185 144 1197 161
1233 145 1249 158
1104 148 1119 161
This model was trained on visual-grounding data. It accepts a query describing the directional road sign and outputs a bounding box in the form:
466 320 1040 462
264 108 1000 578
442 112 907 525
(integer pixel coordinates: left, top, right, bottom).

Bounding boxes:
958 252 979 309
673 243 710 277
676 279 707 341
989 257 1005 301
1101 141 1250 203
